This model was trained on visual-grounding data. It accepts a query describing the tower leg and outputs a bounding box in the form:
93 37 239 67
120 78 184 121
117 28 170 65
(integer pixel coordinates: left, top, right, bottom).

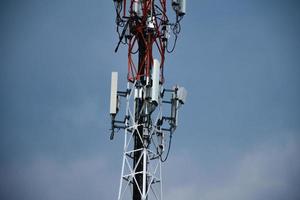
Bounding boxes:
116 81 163 200
133 34 148 200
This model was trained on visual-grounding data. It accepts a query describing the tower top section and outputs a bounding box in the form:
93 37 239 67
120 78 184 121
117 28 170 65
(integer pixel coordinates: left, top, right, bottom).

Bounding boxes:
113 0 186 83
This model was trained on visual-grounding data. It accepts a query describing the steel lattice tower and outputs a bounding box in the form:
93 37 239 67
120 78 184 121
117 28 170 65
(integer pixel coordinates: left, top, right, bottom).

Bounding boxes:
110 1 187 200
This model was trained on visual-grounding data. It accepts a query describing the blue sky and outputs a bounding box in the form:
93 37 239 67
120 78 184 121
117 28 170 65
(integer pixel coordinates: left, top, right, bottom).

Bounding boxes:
1 0 300 199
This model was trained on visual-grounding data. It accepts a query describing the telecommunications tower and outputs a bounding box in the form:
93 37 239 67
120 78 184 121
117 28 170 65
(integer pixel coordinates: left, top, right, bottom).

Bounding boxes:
109 1 187 199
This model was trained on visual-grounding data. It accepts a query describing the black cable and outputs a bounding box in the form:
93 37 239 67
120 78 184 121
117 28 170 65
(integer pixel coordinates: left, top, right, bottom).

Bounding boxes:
173 15 182 35
166 14 182 53
114 1 123 25
173 21 181 35
116 25 127 45
154 4 169 31
154 4 169 22
130 40 139 54
115 20 129 52
160 132 173 162
166 33 177 53
177 15 184 23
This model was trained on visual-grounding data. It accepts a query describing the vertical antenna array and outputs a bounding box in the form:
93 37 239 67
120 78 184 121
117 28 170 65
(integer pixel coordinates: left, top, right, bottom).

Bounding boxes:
110 1 187 200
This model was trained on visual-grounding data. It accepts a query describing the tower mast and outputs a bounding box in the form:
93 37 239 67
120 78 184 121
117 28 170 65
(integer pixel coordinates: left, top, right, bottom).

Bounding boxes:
110 1 187 200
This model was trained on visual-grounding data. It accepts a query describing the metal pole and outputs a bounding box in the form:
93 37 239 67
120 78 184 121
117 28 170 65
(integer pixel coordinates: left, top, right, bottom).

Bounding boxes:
142 148 147 199
132 37 147 200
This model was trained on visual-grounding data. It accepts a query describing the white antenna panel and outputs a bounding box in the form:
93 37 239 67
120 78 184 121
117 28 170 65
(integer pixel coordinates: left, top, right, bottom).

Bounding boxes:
177 87 187 104
133 0 142 17
151 59 160 105
110 72 118 115
179 0 186 16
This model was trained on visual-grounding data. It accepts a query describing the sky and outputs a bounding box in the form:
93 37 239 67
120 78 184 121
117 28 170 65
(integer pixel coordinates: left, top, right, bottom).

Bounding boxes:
0 0 300 199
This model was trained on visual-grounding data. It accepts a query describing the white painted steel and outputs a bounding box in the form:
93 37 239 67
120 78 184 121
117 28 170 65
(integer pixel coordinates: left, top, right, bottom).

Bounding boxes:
142 148 147 199
117 81 164 200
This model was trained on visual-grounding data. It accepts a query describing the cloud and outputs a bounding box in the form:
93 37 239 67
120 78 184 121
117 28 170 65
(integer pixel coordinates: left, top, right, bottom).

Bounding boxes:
0 156 119 200
1 136 299 200
164 137 300 200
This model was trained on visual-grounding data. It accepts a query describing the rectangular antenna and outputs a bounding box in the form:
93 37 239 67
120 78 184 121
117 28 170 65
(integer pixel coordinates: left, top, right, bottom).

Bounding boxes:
110 72 118 115
177 87 187 104
151 59 160 105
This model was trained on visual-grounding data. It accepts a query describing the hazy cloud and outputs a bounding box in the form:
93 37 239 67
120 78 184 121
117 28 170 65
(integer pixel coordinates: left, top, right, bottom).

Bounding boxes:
0 156 118 200
1 137 298 200
164 137 300 200
1 1 299 200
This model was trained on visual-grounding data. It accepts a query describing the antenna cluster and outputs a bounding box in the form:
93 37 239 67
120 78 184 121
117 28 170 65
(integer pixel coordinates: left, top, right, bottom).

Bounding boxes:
109 1 187 200
113 0 186 82
109 68 187 141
